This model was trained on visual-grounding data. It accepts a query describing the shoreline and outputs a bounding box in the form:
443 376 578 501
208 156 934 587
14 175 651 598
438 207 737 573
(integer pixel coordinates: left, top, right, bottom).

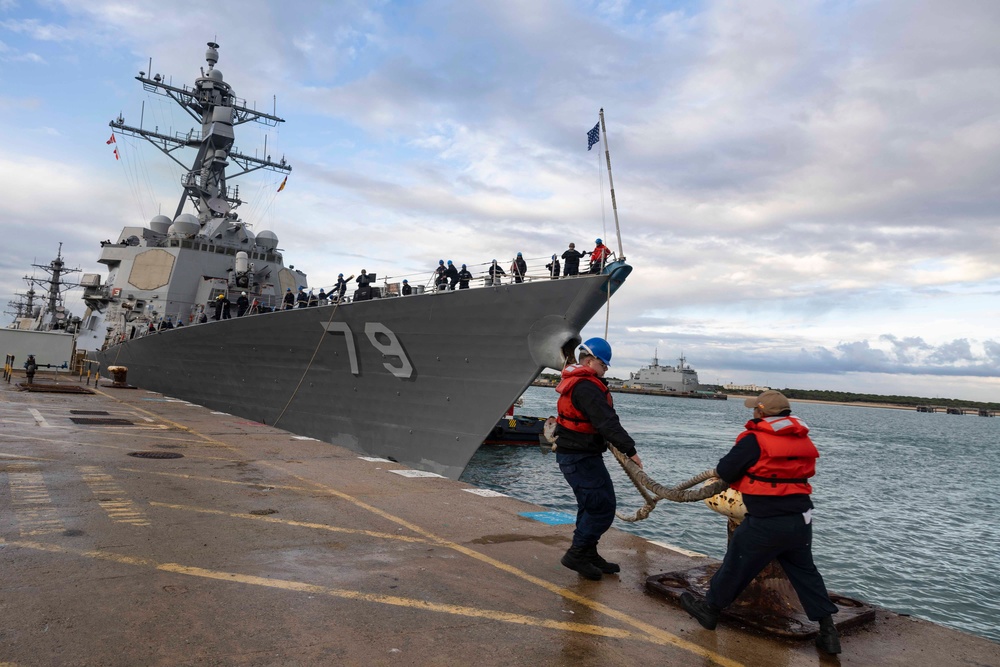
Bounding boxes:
728 395 915 411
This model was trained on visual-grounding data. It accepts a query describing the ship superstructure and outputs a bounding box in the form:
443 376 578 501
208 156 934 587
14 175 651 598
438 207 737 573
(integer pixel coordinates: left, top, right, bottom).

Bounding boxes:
85 41 631 479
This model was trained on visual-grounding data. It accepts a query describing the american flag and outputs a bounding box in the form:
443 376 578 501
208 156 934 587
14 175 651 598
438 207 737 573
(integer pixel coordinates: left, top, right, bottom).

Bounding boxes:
587 122 600 150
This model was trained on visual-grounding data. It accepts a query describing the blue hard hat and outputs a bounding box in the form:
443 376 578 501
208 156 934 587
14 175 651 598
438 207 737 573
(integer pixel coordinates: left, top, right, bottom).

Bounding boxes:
579 337 612 366
286 287 291 291
439 259 444 265
595 238 602 244
552 254 556 259
338 273 343 277
516 252 522 257
462 264 466 269
447 260 453 265
403 279 408 283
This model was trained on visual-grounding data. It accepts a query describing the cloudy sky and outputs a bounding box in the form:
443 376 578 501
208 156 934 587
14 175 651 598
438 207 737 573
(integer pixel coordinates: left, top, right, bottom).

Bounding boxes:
2 0 1000 401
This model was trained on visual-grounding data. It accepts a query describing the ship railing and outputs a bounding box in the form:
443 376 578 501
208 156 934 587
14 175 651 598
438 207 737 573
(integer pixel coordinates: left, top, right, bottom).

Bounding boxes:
319 252 613 298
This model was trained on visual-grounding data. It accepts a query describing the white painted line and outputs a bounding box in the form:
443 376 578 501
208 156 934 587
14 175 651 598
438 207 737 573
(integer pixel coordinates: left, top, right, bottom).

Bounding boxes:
210 412 229 415
647 540 708 558
389 469 445 478
358 456 393 463
463 488 508 497
291 436 318 441
27 409 51 428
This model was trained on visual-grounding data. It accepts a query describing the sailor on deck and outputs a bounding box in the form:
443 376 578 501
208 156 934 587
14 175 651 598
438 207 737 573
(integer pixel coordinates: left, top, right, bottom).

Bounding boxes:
282 288 295 310
334 274 348 302
511 252 527 283
236 291 250 317
457 264 473 289
562 243 584 276
589 238 611 274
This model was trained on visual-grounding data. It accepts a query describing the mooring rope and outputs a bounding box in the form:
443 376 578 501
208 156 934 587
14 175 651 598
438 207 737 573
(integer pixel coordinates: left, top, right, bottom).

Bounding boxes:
607 444 729 522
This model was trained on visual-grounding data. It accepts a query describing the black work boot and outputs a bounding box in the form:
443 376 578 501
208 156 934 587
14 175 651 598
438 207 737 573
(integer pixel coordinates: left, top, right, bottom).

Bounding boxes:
816 616 842 655
680 592 719 630
585 544 620 574
561 546 602 580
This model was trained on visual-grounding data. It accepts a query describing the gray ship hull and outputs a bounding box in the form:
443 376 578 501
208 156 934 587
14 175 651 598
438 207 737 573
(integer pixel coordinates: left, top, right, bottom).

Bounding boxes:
95 271 626 479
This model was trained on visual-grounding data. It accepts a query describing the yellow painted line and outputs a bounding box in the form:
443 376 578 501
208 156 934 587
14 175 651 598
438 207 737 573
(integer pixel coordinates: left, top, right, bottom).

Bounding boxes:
8 470 65 536
99 390 743 667
267 464 741 667
149 501 434 544
120 469 309 492
79 466 150 527
4 538 651 645
0 453 56 462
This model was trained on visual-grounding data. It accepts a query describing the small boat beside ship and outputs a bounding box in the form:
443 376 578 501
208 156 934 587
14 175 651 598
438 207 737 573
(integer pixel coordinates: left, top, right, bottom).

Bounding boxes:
77 41 631 479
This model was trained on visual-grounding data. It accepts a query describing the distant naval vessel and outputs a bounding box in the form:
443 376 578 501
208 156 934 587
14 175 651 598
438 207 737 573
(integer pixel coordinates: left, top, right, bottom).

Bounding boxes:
81 41 631 479
626 352 702 392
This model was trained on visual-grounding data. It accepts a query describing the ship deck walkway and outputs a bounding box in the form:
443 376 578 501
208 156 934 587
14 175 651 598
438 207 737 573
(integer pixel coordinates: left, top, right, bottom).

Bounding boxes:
1 373 997 666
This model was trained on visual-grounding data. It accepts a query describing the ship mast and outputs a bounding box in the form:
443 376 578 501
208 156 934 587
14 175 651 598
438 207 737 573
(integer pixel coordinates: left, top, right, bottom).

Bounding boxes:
599 108 625 262
109 42 292 229
22 243 80 330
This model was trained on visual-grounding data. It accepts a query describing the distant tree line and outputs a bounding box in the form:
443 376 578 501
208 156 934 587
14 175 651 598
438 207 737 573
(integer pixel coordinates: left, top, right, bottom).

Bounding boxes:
537 373 999 410
730 388 1000 411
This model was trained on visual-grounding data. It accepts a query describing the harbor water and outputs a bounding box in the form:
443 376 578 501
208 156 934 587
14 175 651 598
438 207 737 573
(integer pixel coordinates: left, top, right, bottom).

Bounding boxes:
461 386 1000 643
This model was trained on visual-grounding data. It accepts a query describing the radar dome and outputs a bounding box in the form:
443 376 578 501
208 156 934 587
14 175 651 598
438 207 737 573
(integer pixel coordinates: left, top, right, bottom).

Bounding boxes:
169 213 200 237
149 215 171 234
256 230 279 251
208 68 223 82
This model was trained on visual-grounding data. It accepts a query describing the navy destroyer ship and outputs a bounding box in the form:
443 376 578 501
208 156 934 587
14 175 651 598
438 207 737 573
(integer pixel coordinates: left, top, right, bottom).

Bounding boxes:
81 41 631 479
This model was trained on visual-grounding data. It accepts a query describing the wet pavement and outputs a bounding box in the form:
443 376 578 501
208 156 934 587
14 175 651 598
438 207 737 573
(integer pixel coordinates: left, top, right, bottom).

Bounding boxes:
1 373 998 666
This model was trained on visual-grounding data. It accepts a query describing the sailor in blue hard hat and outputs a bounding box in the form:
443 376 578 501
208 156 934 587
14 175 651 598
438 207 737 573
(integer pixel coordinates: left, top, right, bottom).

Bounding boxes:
434 258 449 289
546 253 560 279
511 252 527 284
590 238 610 274
488 258 505 285
457 263 473 289
551 335 641 581
401 278 412 296
444 259 459 289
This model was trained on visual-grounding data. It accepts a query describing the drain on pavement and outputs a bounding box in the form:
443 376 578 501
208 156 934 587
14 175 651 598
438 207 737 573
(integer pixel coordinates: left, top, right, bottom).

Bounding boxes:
71 417 134 426
127 451 184 459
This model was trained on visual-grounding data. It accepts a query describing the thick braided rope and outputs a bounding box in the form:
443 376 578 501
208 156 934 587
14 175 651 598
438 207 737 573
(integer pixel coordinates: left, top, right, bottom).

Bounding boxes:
608 444 729 522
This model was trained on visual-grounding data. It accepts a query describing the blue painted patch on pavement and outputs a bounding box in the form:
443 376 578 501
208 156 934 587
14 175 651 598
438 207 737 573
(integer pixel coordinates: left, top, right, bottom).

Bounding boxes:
519 511 576 525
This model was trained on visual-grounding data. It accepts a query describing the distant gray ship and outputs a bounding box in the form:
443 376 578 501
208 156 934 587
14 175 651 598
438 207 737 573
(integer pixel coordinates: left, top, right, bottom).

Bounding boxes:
81 41 631 479
625 352 701 393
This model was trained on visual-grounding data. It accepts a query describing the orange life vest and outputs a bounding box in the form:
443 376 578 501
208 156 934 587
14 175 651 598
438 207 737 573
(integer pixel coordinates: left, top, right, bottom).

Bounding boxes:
730 415 818 496
555 364 613 434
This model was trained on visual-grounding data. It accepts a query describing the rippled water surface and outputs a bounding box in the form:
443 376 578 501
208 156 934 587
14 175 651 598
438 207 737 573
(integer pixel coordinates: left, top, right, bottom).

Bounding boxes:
460 387 1000 643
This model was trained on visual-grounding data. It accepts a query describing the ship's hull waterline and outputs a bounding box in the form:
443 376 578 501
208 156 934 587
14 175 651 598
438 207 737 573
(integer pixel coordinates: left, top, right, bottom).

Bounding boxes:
95 271 626 479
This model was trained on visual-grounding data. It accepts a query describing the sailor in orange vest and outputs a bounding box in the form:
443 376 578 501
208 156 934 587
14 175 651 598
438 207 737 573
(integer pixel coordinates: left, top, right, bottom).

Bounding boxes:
588 238 611 273
553 337 642 580
680 390 841 655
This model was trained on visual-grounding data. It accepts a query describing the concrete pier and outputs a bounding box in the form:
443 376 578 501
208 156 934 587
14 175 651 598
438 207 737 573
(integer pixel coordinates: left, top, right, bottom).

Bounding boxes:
1 374 997 666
